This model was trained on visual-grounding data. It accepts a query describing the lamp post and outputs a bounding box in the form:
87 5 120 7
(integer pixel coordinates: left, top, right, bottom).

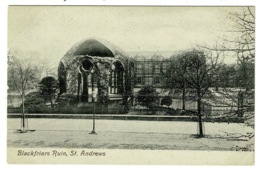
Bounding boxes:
90 89 97 134
88 59 117 134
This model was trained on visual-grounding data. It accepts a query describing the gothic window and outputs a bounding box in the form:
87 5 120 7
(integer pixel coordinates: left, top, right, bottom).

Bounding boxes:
155 64 160 74
137 64 142 74
145 77 153 85
144 63 149 71
136 77 142 84
144 62 153 74
162 63 167 73
155 77 160 84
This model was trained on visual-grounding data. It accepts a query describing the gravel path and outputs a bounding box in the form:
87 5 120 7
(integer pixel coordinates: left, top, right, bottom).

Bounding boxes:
7 118 254 151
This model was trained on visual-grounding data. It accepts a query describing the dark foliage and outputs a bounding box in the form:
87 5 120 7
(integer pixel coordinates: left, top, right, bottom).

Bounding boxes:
39 76 59 107
24 92 45 106
23 92 46 113
161 96 173 107
136 86 159 109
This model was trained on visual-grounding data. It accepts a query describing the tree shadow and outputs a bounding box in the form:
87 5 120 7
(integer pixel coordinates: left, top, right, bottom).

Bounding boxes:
190 134 206 139
14 129 36 134
190 133 252 142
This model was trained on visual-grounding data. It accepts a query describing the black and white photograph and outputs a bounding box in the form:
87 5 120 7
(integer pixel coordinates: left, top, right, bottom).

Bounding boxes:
6 4 255 165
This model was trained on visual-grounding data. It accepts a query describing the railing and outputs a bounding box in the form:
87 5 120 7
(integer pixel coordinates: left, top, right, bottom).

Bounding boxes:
7 92 254 117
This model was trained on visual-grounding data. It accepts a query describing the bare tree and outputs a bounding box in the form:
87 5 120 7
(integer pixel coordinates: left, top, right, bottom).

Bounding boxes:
167 52 189 110
8 50 40 132
226 7 255 90
228 7 255 63
199 7 255 125
184 49 222 137
201 7 255 90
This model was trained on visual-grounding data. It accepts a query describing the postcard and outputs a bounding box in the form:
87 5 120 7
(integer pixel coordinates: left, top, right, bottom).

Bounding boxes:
7 5 255 165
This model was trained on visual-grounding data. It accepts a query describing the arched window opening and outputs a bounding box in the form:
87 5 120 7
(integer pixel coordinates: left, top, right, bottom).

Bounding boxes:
82 59 93 72
109 61 125 94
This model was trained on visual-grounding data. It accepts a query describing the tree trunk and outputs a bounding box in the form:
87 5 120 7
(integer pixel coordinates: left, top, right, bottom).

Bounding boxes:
182 82 186 110
238 91 244 117
197 97 204 137
21 92 25 132
50 96 53 108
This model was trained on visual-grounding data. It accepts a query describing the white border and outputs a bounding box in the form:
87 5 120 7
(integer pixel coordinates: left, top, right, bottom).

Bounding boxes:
1 0 258 6
1 0 259 171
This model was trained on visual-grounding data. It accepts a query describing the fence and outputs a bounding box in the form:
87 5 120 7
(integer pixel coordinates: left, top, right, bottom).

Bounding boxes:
7 90 254 117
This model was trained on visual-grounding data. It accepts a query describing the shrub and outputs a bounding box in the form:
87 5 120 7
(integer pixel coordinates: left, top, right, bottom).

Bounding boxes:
24 92 45 106
161 96 173 108
24 92 47 113
136 86 159 109
108 103 125 114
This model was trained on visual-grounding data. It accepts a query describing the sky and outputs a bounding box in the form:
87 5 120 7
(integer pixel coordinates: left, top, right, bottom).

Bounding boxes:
8 6 246 68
